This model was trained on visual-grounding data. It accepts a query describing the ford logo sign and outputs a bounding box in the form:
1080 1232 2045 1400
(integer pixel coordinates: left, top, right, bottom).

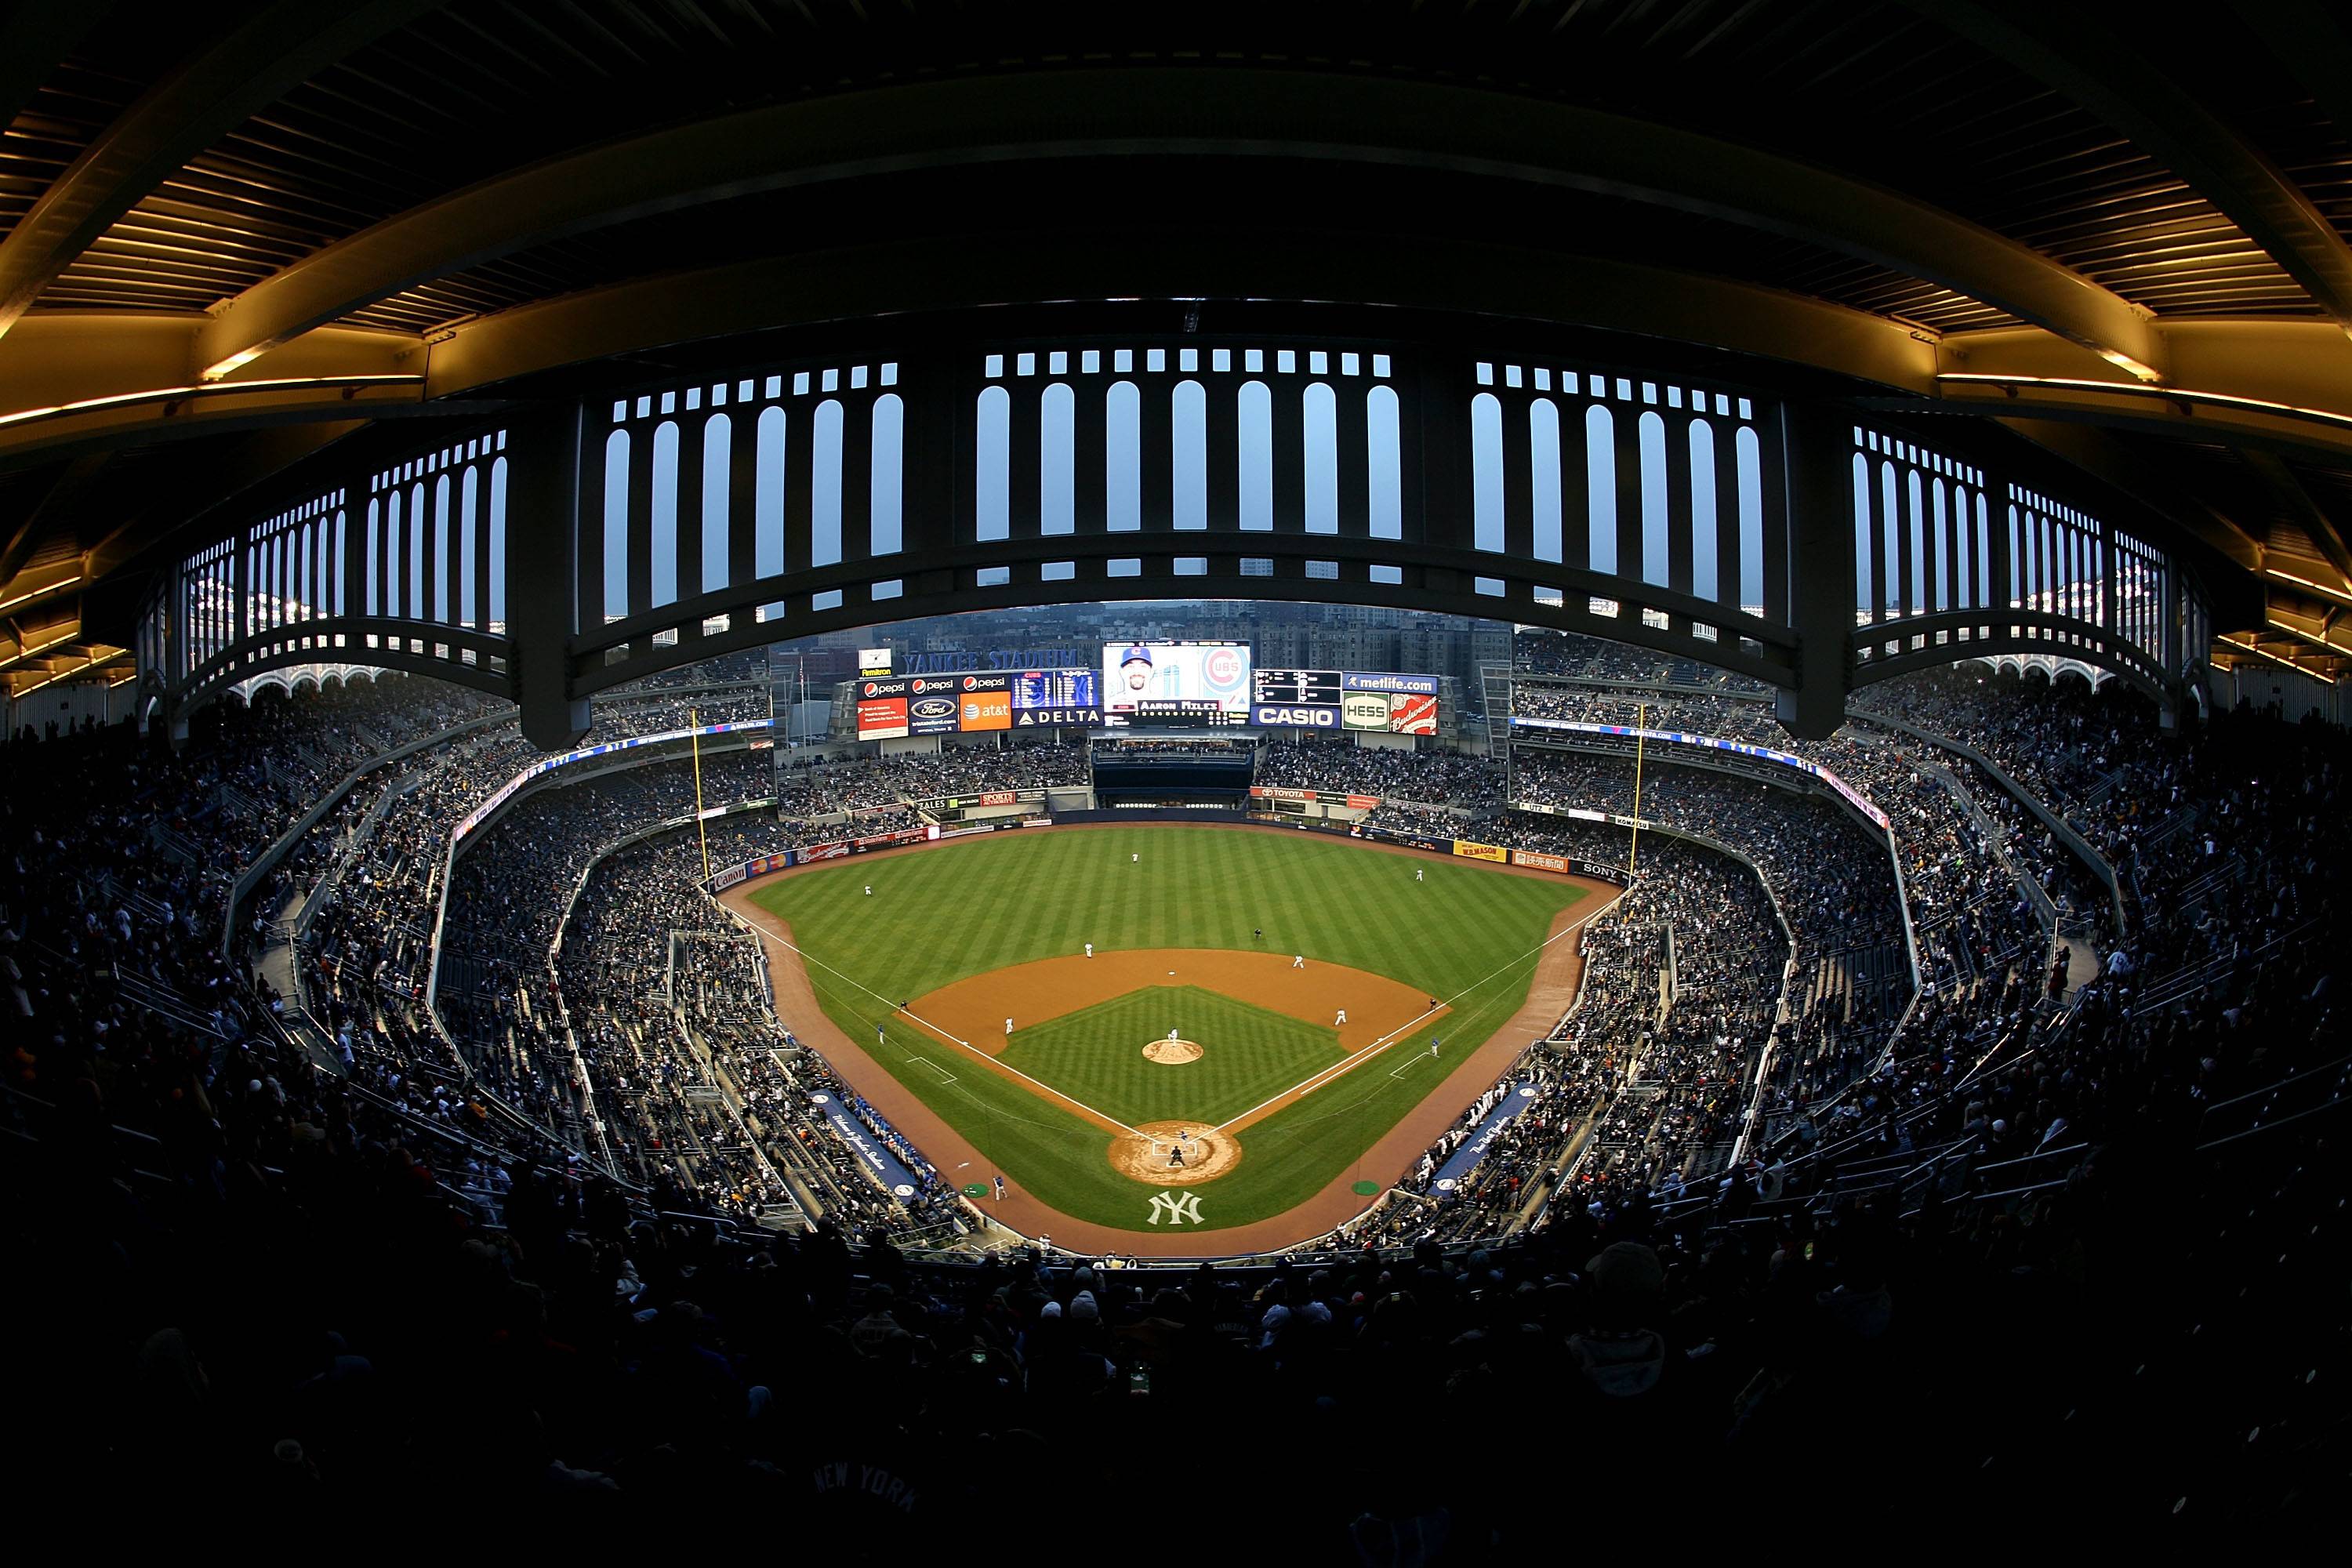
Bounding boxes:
911 698 955 720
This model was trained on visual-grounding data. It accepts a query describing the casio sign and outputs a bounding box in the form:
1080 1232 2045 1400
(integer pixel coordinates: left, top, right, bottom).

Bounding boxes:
909 698 956 720
1256 705 1337 728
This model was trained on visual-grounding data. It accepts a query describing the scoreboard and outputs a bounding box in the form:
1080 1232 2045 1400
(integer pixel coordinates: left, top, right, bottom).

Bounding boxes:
1250 667 1439 733
1253 668 1345 706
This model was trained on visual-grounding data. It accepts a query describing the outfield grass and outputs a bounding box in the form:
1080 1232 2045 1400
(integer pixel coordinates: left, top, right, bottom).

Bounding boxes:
753 826 1587 1232
998 985 1344 1127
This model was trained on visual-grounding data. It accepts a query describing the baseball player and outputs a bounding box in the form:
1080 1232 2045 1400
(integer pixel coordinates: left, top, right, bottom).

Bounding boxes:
1167 1027 1180 1042
1004 1016 1013 1036
1117 643 1154 706
1131 852 1138 863
1253 927 1263 942
1429 1036 1442 1059
1291 953 1305 969
864 884 872 896
1166 1141 1187 1170
1084 942 1094 958
1334 1008 1347 1025
1415 867 1423 882
994 1174 1006 1200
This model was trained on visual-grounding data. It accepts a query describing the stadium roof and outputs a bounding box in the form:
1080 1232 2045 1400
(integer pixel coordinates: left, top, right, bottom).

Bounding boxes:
5 0 2352 691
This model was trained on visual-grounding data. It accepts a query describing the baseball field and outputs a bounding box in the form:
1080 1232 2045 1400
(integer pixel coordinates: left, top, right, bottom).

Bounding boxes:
730 824 1608 1248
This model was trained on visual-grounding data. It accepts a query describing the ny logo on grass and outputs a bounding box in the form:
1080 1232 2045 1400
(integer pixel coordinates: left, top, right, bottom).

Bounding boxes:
1147 1190 1204 1225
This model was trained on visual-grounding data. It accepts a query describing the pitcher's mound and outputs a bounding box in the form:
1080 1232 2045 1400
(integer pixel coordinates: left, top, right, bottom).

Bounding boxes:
1143 1038 1203 1064
1110 1120 1242 1185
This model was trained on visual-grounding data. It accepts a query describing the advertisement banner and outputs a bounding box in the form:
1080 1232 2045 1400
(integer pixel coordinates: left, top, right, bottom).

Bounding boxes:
1428 1083 1540 1192
1452 839 1508 862
953 672 1012 695
1011 706 1100 729
856 697 908 739
1345 793 1381 810
711 862 749 891
1389 692 1439 735
1342 692 1392 730
1250 786 1316 802
906 694 960 735
853 827 927 851
857 648 891 676
1253 702 1341 728
1511 716 1891 831
452 719 775 844
800 840 851 863
1511 848 1570 874
1343 671 1441 695
809 1092 922 1203
959 689 1011 731
978 790 1018 807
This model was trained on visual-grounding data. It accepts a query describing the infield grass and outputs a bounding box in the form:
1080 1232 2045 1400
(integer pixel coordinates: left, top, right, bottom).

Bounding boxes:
999 985 1344 1127
753 826 1588 1232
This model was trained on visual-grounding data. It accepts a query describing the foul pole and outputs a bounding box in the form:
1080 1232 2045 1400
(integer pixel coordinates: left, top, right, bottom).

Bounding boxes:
1627 700 1647 880
688 705 712 883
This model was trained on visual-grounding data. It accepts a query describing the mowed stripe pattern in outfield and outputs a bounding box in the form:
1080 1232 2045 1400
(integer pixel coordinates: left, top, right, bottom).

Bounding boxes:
997 986 1342 1128
754 826 1578 1004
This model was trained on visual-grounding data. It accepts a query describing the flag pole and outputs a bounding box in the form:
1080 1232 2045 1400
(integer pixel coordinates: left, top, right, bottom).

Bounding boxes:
689 705 712 884
1628 700 1646 880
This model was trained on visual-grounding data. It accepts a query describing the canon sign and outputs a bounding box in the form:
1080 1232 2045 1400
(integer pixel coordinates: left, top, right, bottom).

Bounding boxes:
1254 703 1339 728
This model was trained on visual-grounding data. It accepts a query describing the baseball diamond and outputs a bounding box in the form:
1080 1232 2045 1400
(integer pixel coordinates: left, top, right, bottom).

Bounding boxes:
728 822 1610 1251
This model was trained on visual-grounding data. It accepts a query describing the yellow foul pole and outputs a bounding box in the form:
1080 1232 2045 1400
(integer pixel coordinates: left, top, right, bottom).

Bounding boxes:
688 705 712 883
1628 700 1646 880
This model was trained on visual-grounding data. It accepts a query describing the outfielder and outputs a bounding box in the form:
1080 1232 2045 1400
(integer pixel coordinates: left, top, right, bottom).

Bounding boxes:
1415 867 1423 882
864 884 873 896
1084 942 1094 958
1291 953 1305 969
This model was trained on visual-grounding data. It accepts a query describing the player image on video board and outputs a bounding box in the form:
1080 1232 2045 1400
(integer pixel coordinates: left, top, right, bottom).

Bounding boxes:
1102 640 1253 719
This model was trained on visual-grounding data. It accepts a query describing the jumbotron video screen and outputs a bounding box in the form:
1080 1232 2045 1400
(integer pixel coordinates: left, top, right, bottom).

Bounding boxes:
1101 640 1254 724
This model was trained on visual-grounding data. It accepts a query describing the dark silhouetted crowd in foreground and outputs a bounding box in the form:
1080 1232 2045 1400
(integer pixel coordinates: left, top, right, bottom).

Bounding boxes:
2 639 2343 1539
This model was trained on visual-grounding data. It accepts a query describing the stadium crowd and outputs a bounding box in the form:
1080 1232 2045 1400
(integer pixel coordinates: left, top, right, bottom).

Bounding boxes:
2 633 2343 1532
